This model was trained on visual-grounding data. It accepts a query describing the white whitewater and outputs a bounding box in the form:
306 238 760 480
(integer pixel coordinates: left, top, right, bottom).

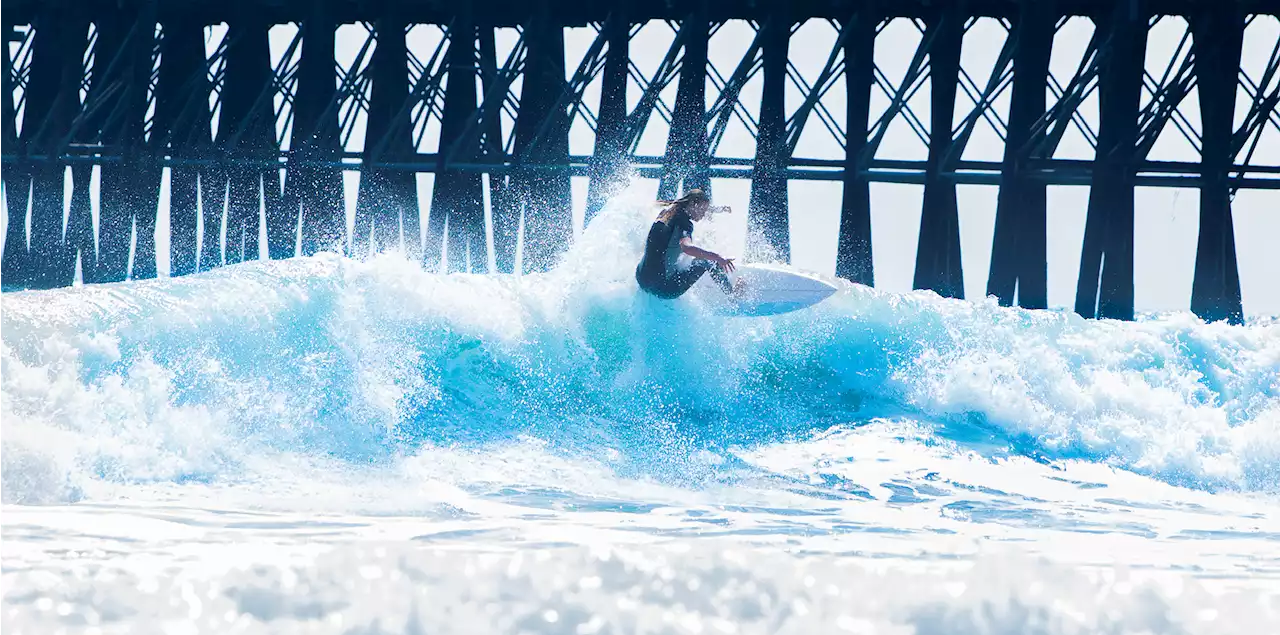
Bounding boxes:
3 190 1279 633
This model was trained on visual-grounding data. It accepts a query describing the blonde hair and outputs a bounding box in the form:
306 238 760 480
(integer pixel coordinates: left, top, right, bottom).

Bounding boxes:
656 188 710 223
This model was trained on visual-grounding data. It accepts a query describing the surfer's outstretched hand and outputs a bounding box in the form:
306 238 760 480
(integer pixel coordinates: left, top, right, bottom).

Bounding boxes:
713 256 736 273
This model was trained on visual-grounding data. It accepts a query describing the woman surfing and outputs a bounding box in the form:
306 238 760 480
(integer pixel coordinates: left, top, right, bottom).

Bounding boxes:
634 189 741 299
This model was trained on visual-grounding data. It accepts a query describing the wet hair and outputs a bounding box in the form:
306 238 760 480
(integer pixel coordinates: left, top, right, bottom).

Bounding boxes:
656 188 710 222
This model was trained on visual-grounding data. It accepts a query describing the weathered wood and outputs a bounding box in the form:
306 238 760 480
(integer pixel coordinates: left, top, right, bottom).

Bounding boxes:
913 14 964 299
1075 10 1147 320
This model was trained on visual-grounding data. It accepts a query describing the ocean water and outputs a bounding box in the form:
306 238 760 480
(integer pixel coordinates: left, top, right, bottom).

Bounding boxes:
3 196 1279 634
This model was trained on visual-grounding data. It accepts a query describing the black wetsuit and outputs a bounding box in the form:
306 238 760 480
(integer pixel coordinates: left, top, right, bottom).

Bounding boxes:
635 210 732 299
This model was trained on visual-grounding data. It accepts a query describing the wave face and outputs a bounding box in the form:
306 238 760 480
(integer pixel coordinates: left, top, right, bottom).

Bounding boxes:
3 197 1279 505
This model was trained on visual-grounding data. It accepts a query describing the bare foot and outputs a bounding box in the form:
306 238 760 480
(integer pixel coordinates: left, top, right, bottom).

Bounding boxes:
731 277 748 297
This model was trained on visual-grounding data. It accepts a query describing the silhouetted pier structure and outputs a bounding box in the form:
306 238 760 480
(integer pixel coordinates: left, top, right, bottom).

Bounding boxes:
2 0 1278 324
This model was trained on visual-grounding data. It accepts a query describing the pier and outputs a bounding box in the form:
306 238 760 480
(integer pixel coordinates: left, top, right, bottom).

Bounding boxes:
2 0 1278 324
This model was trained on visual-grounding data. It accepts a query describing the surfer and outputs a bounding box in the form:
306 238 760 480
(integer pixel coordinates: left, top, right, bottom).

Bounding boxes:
635 189 740 299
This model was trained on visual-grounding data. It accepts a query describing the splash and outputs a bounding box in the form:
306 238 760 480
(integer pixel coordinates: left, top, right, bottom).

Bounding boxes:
2 191 1278 503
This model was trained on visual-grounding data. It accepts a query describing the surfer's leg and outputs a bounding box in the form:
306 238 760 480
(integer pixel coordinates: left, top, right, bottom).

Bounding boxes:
637 265 682 299
705 265 734 295
640 260 730 299
638 277 676 299
665 259 730 297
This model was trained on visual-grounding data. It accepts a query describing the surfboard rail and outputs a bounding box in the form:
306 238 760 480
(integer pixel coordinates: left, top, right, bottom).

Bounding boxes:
699 263 838 317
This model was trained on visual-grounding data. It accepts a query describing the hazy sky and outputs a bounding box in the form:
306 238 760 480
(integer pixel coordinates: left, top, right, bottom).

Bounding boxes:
3 15 1278 316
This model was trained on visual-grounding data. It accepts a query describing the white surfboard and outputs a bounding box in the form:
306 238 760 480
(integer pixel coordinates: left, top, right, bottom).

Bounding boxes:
698 262 838 317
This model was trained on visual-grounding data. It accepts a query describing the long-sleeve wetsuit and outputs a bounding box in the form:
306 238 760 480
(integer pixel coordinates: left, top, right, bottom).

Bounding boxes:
635 210 733 299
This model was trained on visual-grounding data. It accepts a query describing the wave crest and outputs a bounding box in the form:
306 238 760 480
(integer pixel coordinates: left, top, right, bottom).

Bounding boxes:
3 198 1278 502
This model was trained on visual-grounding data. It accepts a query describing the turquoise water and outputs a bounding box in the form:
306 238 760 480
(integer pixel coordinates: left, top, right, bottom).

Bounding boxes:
3 200 1279 633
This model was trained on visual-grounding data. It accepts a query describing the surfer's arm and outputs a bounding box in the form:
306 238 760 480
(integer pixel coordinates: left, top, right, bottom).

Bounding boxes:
680 238 735 273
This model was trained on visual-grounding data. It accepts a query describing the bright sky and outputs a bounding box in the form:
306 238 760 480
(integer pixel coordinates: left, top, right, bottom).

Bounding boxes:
2 16 1278 316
